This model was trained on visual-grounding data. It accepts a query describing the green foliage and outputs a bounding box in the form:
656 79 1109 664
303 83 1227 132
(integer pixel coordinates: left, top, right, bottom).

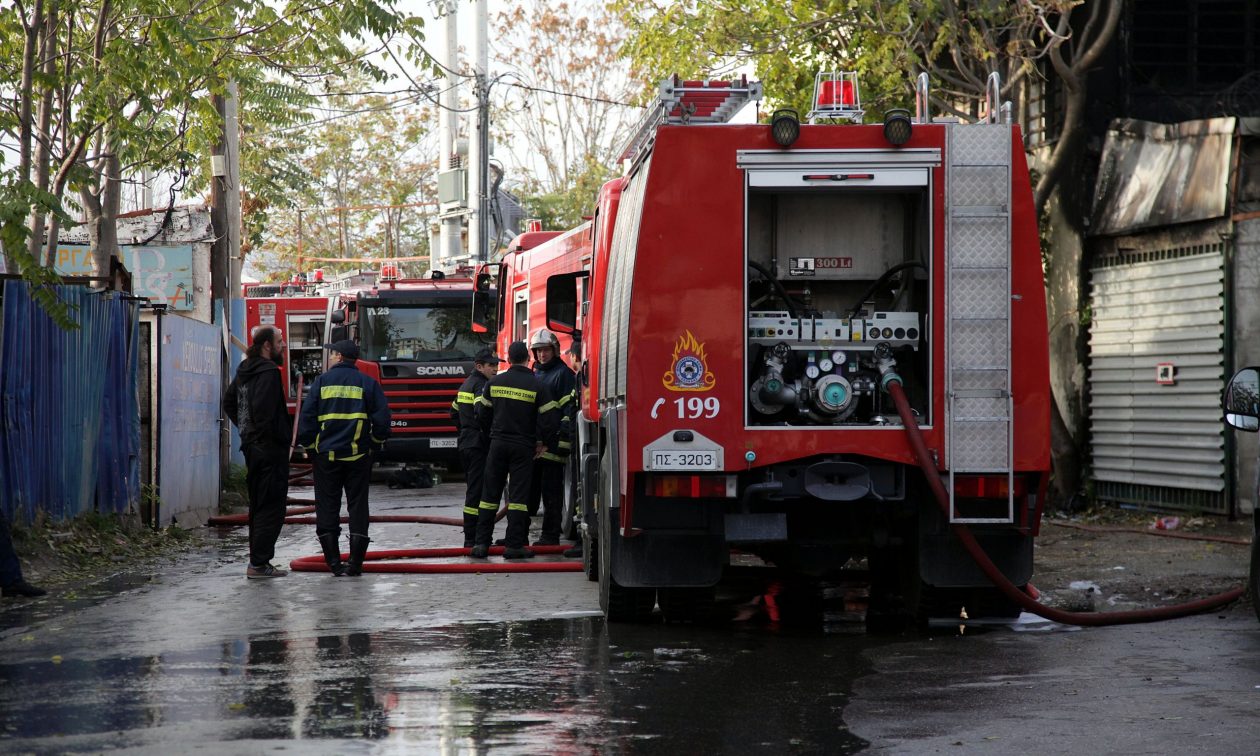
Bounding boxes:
0 177 79 329
515 156 618 233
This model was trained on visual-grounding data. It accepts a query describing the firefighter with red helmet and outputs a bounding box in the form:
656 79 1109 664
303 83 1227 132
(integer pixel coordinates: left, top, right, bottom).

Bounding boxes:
526 327 577 546
470 341 560 559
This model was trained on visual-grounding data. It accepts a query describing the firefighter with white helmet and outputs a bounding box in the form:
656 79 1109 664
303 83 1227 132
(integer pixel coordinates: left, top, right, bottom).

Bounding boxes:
527 327 577 546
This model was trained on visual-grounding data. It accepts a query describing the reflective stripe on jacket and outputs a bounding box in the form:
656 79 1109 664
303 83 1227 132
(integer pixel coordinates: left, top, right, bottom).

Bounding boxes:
475 364 559 449
297 361 391 461
451 371 489 451
534 358 576 463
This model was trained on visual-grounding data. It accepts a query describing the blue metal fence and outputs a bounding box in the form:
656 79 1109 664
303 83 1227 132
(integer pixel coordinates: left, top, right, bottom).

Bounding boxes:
0 281 140 522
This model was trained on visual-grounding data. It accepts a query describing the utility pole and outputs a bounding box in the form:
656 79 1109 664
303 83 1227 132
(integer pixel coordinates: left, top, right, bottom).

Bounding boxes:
211 82 241 491
469 0 489 264
435 0 461 270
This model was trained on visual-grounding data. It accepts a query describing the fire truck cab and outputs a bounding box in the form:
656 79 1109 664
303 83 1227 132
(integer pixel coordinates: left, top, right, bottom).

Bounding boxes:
505 74 1052 625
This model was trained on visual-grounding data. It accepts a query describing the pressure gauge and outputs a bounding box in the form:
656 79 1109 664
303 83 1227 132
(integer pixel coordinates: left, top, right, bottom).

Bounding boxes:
805 364 820 380
832 350 846 365
819 358 834 372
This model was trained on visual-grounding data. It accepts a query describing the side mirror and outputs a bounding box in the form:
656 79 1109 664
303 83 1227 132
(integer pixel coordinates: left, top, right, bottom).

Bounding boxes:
330 309 346 324
1224 367 1260 432
330 324 348 343
471 288 498 334
546 271 588 335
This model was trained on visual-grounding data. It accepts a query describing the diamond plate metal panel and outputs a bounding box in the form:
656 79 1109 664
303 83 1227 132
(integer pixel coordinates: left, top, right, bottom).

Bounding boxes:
949 124 1011 166
951 166 1007 206
951 420 1010 470
953 395 1007 420
950 319 1007 369
952 369 1008 392
949 216 1006 267
952 270 1008 319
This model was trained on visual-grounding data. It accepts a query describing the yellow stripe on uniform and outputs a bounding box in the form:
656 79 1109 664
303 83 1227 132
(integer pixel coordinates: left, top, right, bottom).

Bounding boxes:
540 452 565 463
321 385 364 400
507 502 529 512
490 385 537 403
538 400 558 413
463 506 479 516
456 391 476 404
556 393 572 407
475 395 492 407
318 412 368 421
479 500 499 510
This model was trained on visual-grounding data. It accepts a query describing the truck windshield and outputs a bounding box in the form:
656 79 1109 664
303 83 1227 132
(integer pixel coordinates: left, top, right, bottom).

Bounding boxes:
360 305 481 362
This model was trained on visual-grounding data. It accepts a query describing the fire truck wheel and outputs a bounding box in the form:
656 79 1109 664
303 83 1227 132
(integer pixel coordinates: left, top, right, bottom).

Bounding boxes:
597 450 656 623
1250 536 1260 623
658 587 716 624
561 459 580 541
582 521 599 582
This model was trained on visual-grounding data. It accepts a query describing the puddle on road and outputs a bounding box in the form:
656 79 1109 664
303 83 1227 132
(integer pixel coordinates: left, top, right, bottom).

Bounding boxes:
0 565 1059 753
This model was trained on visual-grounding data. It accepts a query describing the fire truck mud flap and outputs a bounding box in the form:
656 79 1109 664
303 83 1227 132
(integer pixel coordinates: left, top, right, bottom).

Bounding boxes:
608 531 725 589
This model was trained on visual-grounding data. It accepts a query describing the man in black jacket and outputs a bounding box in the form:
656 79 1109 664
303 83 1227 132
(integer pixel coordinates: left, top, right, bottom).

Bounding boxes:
450 347 503 547
224 326 292 579
471 341 560 559
527 329 576 546
297 339 391 576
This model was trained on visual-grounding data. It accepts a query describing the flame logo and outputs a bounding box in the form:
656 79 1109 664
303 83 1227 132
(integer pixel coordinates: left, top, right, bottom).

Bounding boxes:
663 330 716 391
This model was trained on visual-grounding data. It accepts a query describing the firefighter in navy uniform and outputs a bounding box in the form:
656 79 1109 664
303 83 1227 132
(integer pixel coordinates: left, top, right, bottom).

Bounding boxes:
450 347 504 547
297 339 391 576
526 328 577 546
470 341 560 559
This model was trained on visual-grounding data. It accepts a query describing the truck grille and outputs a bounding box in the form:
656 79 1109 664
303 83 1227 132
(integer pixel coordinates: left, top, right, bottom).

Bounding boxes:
380 376 462 435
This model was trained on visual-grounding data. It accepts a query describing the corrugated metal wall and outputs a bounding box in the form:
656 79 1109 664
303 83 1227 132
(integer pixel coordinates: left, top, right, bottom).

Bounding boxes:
0 281 140 522
154 311 221 525
1088 245 1226 513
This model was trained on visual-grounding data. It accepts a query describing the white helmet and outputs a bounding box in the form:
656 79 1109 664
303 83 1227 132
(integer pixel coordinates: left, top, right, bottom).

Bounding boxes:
529 328 560 352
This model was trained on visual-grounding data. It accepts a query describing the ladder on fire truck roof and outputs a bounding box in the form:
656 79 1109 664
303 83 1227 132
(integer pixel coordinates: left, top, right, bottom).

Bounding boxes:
945 73 1016 524
618 75 764 165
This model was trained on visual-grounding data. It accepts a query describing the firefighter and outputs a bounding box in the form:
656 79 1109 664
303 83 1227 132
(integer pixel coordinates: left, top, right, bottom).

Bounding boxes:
450 347 504 547
526 328 576 546
470 341 560 559
562 338 585 559
223 325 291 579
297 339 391 576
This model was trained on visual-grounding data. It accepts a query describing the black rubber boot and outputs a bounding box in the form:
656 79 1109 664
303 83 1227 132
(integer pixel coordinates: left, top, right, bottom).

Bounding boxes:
474 506 498 549
318 533 347 576
538 504 562 545
345 533 371 577
463 513 478 548
504 508 531 550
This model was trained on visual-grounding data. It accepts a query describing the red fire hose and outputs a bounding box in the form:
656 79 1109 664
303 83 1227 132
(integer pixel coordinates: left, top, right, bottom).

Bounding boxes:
886 381 1244 625
288 544 582 574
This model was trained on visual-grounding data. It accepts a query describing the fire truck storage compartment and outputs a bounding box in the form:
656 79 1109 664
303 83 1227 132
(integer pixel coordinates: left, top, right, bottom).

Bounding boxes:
746 184 930 427
286 313 326 398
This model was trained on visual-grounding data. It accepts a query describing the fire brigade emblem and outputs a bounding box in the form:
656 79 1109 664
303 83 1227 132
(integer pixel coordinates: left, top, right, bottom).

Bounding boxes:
663 330 716 391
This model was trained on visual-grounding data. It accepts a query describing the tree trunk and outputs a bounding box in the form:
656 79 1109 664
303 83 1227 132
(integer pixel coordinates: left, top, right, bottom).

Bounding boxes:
28 0 60 264
82 152 122 279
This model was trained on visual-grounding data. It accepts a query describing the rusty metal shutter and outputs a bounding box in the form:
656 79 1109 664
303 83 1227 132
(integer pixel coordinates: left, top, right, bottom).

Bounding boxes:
1088 244 1226 513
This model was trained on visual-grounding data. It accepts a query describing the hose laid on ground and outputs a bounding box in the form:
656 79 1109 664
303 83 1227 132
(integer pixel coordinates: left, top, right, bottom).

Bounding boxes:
289 544 582 574
886 381 1245 626
1046 520 1251 547
207 507 505 528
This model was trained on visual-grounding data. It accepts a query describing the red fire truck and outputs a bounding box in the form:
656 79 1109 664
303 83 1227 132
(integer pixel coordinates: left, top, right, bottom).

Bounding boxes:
485 74 1052 624
246 264 489 465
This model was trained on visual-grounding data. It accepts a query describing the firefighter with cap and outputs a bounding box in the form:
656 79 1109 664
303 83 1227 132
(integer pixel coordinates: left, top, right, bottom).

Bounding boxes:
470 340 560 559
526 328 577 546
450 347 503 547
297 339 391 576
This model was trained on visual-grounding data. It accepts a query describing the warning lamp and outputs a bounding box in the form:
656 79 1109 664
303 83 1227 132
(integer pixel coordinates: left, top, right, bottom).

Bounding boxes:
882 108 913 146
526 218 543 233
380 263 399 281
313 268 324 282
770 109 800 147
806 71 864 124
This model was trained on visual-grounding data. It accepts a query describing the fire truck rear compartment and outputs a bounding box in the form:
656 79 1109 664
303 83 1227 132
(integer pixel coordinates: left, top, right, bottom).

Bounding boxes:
745 186 930 427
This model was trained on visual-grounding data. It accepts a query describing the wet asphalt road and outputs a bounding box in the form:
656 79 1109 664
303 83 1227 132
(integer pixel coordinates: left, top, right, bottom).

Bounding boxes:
2 482 1259 754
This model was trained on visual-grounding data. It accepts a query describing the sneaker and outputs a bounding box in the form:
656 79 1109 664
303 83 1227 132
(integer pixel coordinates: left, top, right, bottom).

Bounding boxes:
246 563 287 579
503 546 536 560
470 545 489 559
2 580 47 598
532 536 560 546
562 543 583 559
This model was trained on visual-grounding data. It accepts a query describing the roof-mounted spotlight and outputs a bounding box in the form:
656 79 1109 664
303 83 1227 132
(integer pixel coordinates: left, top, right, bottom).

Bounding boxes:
770 109 800 147
882 108 913 146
